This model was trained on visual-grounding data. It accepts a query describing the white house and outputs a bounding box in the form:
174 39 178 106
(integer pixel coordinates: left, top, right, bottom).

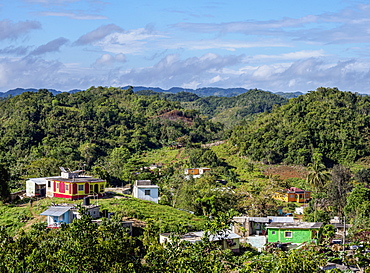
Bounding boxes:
133 180 159 203
26 177 54 197
160 230 240 253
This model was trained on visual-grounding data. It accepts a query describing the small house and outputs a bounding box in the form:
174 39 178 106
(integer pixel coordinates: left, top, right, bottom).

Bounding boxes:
160 230 240 253
27 168 106 200
232 216 295 251
133 180 159 203
274 187 311 203
184 168 211 179
267 222 323 245
26 177 53 197
233 216 295 237
40 200 100 228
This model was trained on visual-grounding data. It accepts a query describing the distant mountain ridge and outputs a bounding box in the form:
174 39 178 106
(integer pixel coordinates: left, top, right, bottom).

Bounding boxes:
0 86 304 98
0 88 81 97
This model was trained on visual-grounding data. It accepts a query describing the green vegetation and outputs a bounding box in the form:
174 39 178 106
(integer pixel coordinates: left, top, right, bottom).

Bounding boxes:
0 203 32 235
99 196 207 232
0 87 223 187
138 88 288 128
231 87 370 165
2 86 370 271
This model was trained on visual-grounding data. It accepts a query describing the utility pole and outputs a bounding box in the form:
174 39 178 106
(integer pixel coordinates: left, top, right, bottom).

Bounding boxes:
343 216 346 252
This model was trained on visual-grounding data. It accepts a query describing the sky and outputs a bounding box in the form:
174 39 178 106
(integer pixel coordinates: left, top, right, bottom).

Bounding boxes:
1 0 370 93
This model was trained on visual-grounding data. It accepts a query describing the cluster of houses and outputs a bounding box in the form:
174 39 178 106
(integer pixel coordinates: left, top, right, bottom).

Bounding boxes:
26 167 347 254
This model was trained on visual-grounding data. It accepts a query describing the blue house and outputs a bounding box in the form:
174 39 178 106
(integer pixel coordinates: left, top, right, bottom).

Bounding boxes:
40 206 74 228
40 203 100 228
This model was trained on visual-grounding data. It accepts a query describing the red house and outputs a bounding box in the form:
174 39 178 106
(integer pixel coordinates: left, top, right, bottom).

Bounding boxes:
45 169 106 200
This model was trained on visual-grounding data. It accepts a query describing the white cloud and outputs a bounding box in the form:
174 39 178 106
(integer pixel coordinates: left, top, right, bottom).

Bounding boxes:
93 53 126 66
167 39 289 51
75 24 123 45
38 11 107 20
173 15 318 35
249 50 326 62
94 28 166 54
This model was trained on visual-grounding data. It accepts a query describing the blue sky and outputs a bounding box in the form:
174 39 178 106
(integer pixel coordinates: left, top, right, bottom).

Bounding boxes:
1 0 370 93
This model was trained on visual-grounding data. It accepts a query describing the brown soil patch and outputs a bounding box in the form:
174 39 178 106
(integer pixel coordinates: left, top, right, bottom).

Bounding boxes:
155 110 193 125
122 217 146 228
263 165 308 180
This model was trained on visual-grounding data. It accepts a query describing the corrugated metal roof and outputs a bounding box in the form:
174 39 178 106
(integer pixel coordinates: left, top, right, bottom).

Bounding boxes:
266 222 323 229
247 217 270 223
40 206 71 217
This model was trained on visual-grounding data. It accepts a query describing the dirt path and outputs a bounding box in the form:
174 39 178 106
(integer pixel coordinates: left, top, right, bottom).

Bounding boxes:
21 203 43 232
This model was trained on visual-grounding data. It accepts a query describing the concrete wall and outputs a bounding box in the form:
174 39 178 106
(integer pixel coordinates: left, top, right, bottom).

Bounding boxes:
268 228 316 244
133 186 159 203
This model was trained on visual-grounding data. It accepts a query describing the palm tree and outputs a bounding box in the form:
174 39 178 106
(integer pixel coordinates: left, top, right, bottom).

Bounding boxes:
306 162 331 193
306 162 331 221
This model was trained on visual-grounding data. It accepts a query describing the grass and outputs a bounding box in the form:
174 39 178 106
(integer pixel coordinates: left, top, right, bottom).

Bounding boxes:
211 141 268 182
98 196 207 232
140 147 187 166
0 202 33 236
0 195 207 236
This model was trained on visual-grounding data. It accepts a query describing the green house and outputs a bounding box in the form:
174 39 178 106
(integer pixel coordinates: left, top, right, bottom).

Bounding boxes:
267 222 323 244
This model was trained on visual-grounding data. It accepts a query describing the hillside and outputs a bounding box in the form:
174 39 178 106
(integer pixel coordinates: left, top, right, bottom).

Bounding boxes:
0 195 206 236
230 87 370 165
0 86 223 187
137 88 288 127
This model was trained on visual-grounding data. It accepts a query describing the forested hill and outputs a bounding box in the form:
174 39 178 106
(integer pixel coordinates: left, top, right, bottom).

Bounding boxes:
137 89 288 127
0 86 304 98
230 87 370 166
0 87 223 180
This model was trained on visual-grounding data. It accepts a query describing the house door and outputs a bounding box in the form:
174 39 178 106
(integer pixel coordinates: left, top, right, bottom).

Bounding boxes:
94 184 99 193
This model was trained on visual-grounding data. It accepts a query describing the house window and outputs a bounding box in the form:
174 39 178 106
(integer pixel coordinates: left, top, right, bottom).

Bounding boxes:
56 183 59 189
284 231 292 238
289 194 295 198
100 184 104 191
65 184 69 191
90 185 93 193
271 231 276 235
78 184 84 191
48 181 51 188
145 189 150 195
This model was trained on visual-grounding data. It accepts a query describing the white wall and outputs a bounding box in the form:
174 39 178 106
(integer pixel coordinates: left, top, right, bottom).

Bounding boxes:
133 186 159 203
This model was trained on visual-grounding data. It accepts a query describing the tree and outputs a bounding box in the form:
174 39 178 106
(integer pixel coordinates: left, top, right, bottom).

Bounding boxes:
327 164 352 217
306 161 331 193
345 185 370 229
306 160 331 221
355 168 370 186
0 164 10 201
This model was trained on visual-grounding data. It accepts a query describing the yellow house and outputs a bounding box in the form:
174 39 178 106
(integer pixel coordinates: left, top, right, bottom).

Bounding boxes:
274 187 311 203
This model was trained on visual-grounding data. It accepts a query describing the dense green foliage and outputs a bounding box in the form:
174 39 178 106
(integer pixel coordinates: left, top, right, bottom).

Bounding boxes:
137 88 288 127
0 87 223 185
188 89 287 119
231 87 370 165
0 215 141 272
0 165 10 200
1 214 368 272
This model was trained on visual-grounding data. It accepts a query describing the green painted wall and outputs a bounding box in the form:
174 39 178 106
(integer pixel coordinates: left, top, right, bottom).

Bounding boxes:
268 228 318 244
